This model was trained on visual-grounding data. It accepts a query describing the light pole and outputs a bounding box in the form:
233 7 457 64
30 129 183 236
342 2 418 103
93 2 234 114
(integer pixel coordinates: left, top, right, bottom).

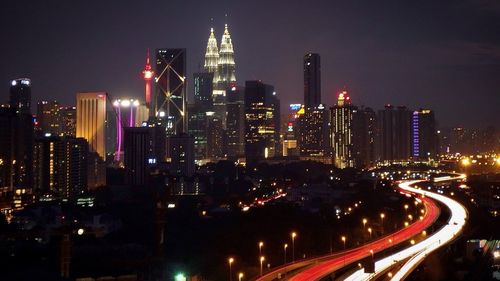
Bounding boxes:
228 257 234 281
258 241 264 257
404 204 409 212
362 218 367 229
341 236 346 250
368 227 372 239
369 249 374 260
380 213 385 234
284 243 288 264
291 232 297 262
238 272 244 281
260 256 265 276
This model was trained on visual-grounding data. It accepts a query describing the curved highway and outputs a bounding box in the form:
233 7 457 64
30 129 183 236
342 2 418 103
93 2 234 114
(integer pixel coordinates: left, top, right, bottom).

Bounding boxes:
343 176 467 281
255 180 441 281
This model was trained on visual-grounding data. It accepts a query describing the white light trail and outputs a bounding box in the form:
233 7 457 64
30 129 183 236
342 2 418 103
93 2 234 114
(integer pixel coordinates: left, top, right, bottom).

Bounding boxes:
344 176 467 281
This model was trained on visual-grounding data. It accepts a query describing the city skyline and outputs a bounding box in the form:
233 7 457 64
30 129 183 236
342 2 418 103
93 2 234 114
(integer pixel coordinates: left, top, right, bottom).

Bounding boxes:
1 0 499 128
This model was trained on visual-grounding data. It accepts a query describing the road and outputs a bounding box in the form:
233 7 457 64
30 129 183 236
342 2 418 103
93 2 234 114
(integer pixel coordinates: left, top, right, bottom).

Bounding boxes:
255 180 441 281
343 175 468 281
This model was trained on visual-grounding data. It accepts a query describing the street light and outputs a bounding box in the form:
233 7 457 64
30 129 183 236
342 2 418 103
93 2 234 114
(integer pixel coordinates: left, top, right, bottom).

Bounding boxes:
175 273 187 281
380 213 385 234
368 227 372 239
228 257 234 281
238 272 244 281
369 249 374 260
258 241 264 257
291 232 297 262
341 236 346 250
260 256 265 276
404 204 409 212
284 243 288 264
362 218 367 229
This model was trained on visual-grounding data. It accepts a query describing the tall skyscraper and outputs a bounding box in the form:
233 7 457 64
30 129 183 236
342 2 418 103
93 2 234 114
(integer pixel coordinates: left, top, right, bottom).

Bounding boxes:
206 114 225 158
204 28 219 87
33 135 88 200
37 100 60 136
217 24 237 93
76 92 107 160
352 107 377 168
226 86 245 158
377 105 412 162
155 48 187 135
411 109 438 160
304 54 321 109
187 104 209 160
193 72 214 110
9 78 32 114
244 81 280 165
330 91 356 168
142 49 154 113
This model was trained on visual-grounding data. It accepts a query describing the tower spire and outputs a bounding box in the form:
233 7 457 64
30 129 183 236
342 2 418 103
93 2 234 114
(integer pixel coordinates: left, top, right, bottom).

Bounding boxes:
217 23 236 89
142 49 154 113
204 26 219 84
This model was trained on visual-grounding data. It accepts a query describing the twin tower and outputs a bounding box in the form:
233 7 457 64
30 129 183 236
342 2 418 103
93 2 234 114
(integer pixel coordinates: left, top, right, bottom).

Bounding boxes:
204 24 237 95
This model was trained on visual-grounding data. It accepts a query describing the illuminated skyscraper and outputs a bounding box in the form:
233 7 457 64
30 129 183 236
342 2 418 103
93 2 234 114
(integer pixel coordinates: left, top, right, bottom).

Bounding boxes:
304 53 321 109
193 72 214 109
244 81 280 165
217 24 236 92
142 49 154 112
9 78 32 114
76 92 107 160
330 90 356 168
204 28 219 86
226 86 245 158
155 48 187 135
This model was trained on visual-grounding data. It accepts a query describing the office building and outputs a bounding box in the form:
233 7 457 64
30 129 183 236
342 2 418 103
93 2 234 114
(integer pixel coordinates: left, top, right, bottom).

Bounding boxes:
206 114 225 159
76 92 107 160
188 104 209 160
304 53 321 109
352 107 377 168
244 81 280 164
155 48 187 135
9 78 32 114
193 72 214 110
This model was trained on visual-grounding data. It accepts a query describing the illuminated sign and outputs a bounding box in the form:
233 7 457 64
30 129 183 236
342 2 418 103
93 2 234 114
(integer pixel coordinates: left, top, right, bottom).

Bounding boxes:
289 104 302 111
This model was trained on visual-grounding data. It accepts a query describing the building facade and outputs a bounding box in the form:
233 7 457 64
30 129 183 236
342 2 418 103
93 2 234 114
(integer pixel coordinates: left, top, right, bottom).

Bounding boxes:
76 92 107 160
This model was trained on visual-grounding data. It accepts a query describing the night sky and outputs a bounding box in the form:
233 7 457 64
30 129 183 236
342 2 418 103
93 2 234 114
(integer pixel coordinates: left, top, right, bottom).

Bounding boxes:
1 0 499 127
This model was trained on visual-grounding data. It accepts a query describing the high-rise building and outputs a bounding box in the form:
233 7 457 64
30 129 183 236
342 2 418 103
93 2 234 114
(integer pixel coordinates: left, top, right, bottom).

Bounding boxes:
330 91 356 168
167 134 195 177
76 92 107 160
142 49 154 112
193 72 214 110
155 48 187 135
299 105 329 157
188 104 209 160
37 100 60 136
204 28 219 87
282 104 303 157
226 86 245 158
33 136 88 200
124 125 166 186
411 109 438 160
352 107 377 168
60 106 76 137
304 54 321 109
9 78 32 114
377 105 412 162
0 107 34 191
217 24 237 94
244 81 280 165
